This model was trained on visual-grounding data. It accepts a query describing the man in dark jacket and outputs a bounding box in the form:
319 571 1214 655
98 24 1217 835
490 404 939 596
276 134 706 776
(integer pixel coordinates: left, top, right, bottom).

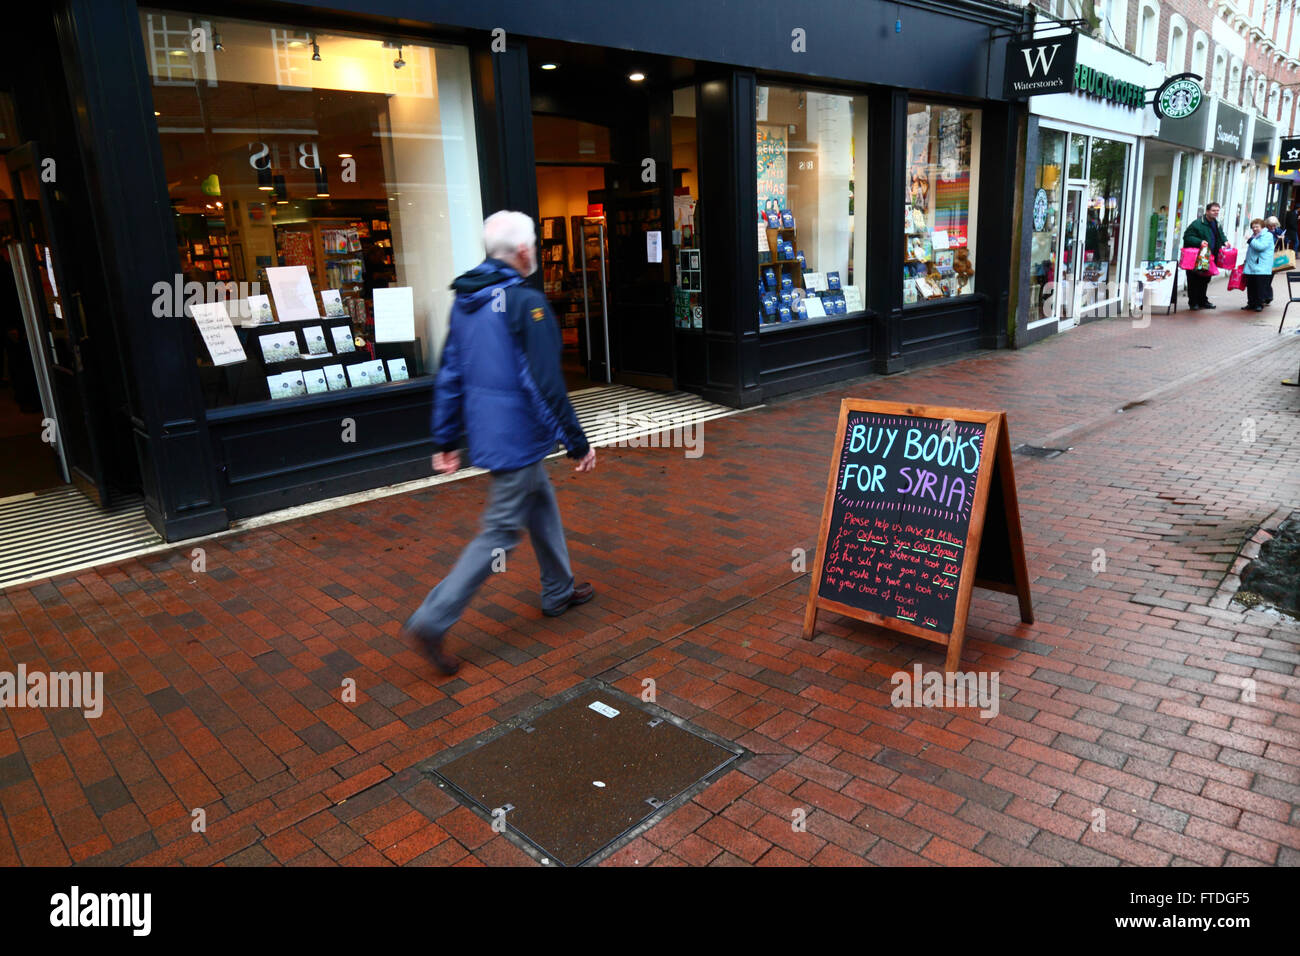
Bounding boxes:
403 211 595 675
1181 202 1230 310
1285 202 1299 253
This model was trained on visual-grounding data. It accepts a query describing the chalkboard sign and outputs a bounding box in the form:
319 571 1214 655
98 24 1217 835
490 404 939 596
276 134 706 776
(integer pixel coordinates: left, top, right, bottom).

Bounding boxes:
803 400 1033 672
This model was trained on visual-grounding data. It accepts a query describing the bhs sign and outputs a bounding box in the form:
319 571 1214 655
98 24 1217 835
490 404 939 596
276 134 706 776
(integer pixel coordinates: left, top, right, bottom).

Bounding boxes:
1004 33 1078 99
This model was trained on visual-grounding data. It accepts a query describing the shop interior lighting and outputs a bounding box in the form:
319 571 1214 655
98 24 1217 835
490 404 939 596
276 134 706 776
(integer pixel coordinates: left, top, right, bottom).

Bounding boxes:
213 30 223 52
541 63 558 70
311 34 321 61
628 72 645 82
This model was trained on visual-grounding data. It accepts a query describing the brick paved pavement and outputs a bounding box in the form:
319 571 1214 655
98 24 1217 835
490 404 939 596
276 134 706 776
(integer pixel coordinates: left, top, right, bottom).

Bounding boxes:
1 302 1297 867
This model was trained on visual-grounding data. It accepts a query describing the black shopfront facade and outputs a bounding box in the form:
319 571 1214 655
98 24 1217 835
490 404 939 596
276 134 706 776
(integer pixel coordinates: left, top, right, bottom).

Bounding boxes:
6 0 1025 541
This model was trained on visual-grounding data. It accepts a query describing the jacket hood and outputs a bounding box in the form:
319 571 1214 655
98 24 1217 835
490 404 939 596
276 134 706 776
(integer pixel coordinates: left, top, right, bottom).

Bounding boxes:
451 258 523 308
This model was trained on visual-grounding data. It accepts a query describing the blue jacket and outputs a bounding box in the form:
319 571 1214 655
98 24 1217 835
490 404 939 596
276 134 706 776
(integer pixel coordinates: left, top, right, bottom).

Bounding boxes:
432 258 589 471
1243 231 1276 276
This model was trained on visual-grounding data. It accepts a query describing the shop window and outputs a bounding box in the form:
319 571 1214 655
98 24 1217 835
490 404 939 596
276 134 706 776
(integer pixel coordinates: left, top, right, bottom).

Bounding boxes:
672 87 704 331
903 102 980 304
140 10 483 407
756 85 868 329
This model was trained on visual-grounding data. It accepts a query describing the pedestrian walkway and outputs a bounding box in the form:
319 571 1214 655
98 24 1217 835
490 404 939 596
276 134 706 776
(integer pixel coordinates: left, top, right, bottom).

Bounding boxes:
0 305 1296 867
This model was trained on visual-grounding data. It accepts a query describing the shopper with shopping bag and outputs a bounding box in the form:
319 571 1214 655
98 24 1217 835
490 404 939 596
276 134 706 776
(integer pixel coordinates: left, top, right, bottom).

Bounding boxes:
1242 218 1276 312
1181 202 1230 310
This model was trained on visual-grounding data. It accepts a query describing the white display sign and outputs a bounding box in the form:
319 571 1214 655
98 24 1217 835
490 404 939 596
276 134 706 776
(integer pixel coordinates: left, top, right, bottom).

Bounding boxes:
805 296 827 318
931 230 951 251
188 301 246 366
372 286 415 343
843 285 864 313
803 272 828 292
646 231 662 263
1137 260 1176 309
265 266 321 322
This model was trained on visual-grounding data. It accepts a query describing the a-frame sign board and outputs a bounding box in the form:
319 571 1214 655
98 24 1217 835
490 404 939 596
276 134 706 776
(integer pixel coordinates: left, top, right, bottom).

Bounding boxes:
802 400 1033 673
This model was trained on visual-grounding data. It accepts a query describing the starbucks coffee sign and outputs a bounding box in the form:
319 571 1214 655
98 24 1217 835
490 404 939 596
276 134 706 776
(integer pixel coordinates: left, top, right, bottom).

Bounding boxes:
1154 75 1202 120
1072 62 1146 109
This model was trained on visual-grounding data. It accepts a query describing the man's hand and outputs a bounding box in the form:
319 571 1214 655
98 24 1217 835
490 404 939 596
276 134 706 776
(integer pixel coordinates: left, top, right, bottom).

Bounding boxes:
574 448 596 473
433 450 461 474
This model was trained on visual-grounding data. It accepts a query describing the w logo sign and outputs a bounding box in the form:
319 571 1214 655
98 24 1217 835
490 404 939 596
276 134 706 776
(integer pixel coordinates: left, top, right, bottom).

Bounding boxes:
1021 44 1060 77
1004 32 1078 99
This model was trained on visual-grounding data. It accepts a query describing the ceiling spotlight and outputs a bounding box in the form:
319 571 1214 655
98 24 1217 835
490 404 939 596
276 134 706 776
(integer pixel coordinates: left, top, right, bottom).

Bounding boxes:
541 62 558 70
154 110 161 116
288 39 304 49
394 46 405 69
214 32 223 52
628 72 645 82
311 35 321 61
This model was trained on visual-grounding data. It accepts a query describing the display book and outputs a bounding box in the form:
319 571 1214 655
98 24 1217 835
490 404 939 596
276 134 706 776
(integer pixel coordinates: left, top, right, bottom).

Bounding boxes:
902 200 973 303
539 216 574 332
757 204 849 326
255 309 413 401
191 229 231 282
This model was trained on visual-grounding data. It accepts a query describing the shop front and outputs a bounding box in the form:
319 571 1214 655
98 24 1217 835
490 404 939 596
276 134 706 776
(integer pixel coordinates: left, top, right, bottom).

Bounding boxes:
9 0 1025 540
1017 34 1160 343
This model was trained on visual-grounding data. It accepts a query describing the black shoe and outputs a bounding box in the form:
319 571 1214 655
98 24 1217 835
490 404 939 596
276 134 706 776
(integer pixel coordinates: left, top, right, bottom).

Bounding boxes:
405 627 460 675
1187 304 1201 310
544 581 595 617
1202 301 1217 309
1254 306 1264 312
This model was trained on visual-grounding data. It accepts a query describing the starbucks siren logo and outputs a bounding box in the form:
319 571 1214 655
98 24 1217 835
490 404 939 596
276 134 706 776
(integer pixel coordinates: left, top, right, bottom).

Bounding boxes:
1157 78 1202 120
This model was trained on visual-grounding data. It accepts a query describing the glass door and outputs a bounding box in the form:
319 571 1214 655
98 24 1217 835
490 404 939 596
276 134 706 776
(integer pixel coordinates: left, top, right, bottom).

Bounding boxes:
1057 184 1087 329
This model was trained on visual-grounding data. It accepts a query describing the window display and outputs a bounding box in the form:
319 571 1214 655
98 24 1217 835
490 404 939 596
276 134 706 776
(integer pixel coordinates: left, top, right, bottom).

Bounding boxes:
141 9 483 407
903 103 980 303
1029 129 1065 323
755 85 867 329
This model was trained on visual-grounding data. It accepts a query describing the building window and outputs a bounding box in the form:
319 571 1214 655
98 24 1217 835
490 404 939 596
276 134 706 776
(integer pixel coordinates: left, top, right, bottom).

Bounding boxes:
756 85 868 328
1232 62 1243 104
141 10 483 407
1212 50 1227 98
1166 18 1187 73
1137 3 1158 61
903 102 981 303
1191 34 1209 90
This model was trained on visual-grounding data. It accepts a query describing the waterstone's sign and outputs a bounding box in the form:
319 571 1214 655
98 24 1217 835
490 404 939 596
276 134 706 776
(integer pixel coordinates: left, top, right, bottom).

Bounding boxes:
1004 33 1078 99
1072 62 1146 109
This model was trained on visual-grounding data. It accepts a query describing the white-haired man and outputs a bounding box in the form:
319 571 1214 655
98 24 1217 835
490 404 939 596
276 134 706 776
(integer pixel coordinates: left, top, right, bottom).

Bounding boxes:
403 211 596 675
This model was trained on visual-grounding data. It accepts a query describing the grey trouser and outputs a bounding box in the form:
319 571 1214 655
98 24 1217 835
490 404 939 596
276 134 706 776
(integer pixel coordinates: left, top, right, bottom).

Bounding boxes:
406 459 575 638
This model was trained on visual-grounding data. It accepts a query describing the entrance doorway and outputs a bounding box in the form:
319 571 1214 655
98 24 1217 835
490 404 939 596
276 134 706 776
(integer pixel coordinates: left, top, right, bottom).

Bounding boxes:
529 41 679 392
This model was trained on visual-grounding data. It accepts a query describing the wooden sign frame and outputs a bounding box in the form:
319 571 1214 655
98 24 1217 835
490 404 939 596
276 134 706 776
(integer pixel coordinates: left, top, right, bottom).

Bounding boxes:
802 400 1033 673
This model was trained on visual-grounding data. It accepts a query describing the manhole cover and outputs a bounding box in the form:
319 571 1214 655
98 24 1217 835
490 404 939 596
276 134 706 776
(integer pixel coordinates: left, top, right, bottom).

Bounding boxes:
426 682 742 866
1013 444 1069 458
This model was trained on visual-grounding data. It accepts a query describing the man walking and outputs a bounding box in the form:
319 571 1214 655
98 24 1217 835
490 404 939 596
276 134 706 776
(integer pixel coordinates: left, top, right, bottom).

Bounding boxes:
1181 202 1230 310
403 211 596 675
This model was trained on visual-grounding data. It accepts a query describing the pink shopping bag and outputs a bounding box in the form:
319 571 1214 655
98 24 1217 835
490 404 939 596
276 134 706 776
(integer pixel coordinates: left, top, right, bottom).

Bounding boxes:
1216 247 1238 269
1179 247 1200 270
1227 264 1245 290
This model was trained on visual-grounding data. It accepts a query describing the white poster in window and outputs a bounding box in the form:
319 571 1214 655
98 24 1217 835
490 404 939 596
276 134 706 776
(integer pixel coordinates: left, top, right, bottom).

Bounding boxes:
188 301 246 366
843 286 863 313
322 364 348 390
386 358 409 381
320 289 347 318
757 222 770 253
258 330 299 365
330 326 355 353
266 266 320 322
805 295 827 318
647 231 662 263
302 325 330 355
244 294 274 326
803 272 828 292
931 230 950 251
346 359 386 388
303 367 329 394
373 286 415 343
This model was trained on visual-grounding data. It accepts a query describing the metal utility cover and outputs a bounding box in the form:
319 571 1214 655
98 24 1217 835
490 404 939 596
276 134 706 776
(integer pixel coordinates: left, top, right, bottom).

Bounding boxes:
431 685 741 866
